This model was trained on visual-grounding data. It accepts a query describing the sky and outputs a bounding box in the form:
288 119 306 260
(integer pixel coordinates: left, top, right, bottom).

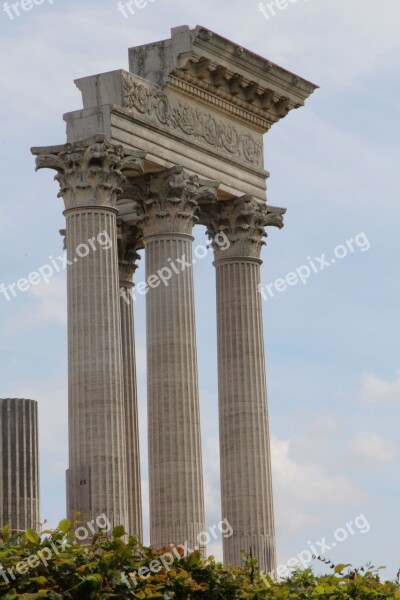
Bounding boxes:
0 0 399 580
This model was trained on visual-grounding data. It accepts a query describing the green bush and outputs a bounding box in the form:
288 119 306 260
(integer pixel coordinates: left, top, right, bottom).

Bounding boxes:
0 522 398 599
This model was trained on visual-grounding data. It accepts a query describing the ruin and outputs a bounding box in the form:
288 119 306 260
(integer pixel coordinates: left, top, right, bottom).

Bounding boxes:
31 25 317 572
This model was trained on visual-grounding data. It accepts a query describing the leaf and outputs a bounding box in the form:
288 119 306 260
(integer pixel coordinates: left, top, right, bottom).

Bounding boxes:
86 573 103 588
334 563 350 574
112 525 125 538
314 585 326 594
58 519 72 534
128 534 138 546
30 575 48 586
25 528 40 544
1 524 11 541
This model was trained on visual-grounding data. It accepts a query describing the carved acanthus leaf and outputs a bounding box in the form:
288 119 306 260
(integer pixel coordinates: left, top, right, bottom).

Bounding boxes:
117 221 142 287
201 195 286 260
121 167 220 236
31 135 145 211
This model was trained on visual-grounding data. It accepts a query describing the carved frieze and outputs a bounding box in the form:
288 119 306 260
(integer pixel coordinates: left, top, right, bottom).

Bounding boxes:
122 73 263 169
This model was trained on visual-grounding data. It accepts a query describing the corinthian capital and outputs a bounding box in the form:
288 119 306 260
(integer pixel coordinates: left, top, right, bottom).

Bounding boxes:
201 195 286 261
117 221 142 288
31 135 146 212
122 166 219 236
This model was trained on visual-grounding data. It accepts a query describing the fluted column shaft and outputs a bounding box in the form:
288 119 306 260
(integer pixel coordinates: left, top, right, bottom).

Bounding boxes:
134 167 218 551
145 231 204 550
32 136 145 529
65 207 127 527
204 196 285 574
216 258 275 571
0 399 40 532
118 224 143 540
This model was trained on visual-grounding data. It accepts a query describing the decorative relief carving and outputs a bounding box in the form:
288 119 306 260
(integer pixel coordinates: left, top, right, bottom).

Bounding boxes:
32 135 145 211
120 167 219 236
117 221 142 287
122 74 263 168
169 77 269 131
201 195 286 260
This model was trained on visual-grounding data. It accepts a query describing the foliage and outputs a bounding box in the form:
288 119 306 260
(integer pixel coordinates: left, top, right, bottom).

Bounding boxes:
0 523 399 599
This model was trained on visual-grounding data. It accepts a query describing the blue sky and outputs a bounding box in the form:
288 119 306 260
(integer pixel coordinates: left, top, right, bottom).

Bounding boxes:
0 0 399 579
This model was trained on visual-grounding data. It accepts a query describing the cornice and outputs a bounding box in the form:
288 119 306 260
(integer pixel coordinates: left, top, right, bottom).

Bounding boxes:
128 25 318 133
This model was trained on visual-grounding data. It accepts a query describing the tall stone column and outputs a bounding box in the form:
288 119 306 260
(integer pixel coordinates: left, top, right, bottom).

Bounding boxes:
134 166 218 551
203 196 285 574
117 222 143 540
32 135 145 529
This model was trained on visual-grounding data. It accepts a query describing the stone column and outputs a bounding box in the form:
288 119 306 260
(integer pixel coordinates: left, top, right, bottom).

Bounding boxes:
32 135 145 530
203 196 285 574
0 399 40 532
117 221 143 540
134 166 218 551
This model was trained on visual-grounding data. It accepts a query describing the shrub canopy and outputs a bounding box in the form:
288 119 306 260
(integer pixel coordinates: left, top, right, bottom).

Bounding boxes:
0 523 399 599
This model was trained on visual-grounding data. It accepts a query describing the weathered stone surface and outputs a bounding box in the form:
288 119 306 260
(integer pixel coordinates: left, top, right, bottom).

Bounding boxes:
202 198 285 573
0 399 40 532
31 136 145 530
32 26 317 569
65 28 316 203
129 25 317 129
117 222 143 540
127 168 218 551
201 194 285 260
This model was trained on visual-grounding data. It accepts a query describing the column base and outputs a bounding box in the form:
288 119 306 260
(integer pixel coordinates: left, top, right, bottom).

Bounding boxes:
224 532 276 574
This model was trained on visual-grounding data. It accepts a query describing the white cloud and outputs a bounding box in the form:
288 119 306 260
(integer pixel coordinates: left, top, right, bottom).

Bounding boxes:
360 371 400 406
349 432 399 464
271 434 364 533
